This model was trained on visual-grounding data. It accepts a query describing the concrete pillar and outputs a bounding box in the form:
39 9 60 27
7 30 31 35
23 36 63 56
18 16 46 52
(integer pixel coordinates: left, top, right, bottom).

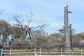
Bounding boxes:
69 24 72 49
64 5 72 52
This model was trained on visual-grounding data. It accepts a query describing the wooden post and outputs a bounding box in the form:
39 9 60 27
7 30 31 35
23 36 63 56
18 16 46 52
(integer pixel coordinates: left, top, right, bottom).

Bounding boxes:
0 46 3 56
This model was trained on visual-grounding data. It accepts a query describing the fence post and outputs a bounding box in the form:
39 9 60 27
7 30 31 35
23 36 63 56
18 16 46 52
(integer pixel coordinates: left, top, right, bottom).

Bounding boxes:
81 48 82 56
40 48 41 56
71 49 73 55
0 48 3 56
34 48 37 55
10 48 11 56
61 48 62 55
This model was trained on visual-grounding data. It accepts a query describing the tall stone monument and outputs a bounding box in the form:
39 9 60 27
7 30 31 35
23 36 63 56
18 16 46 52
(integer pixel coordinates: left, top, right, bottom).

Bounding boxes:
64 5 72 52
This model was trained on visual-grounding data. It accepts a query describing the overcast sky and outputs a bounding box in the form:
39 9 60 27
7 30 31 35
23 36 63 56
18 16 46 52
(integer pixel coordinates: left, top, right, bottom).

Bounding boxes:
0 0 84 34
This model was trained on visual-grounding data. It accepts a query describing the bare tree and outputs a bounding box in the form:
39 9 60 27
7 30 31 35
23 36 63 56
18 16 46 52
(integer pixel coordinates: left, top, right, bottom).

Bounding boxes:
12 14 48 39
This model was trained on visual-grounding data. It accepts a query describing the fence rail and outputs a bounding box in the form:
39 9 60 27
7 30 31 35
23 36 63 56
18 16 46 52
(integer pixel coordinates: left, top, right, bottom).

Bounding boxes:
2 47 84 56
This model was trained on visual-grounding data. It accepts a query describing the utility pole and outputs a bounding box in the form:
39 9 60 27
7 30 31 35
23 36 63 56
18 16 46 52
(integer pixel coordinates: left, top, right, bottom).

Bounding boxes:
64 5 72 52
